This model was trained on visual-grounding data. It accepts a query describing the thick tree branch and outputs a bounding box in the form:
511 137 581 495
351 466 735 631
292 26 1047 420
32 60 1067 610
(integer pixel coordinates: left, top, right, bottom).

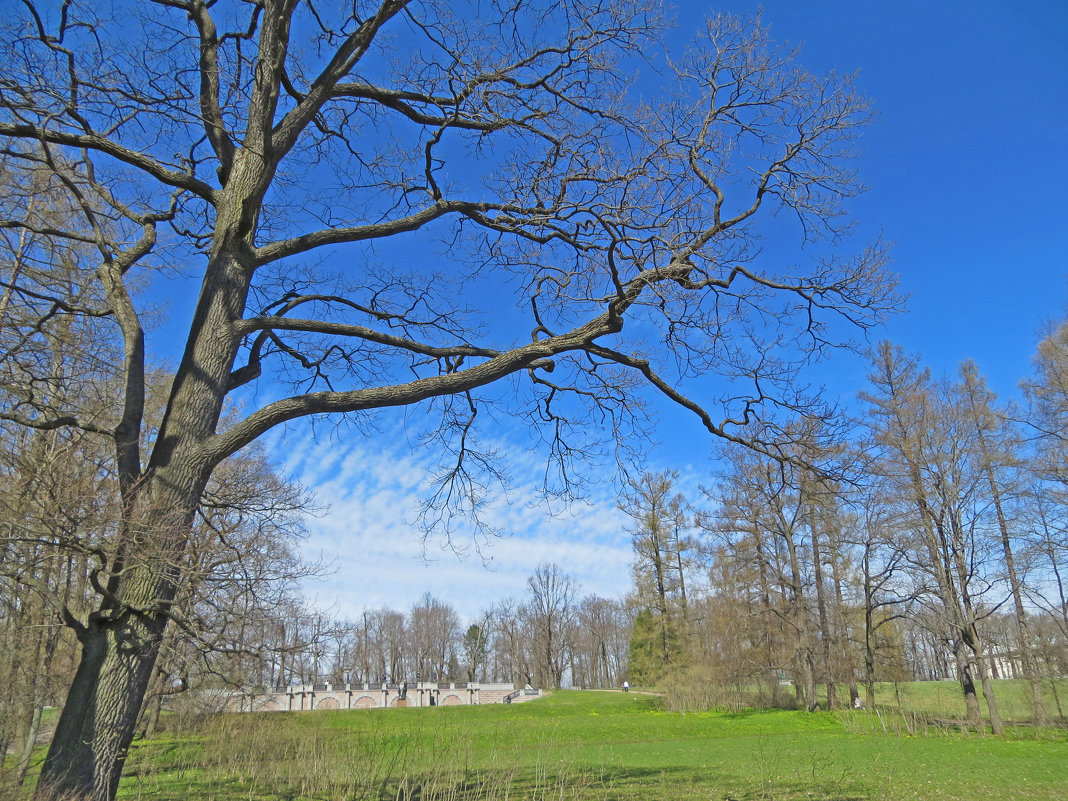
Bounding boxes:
252 200 491 265
0 411 113 436
270 0 410 159
233 316 499 359
0 123 217 202
188 0 237 178
206 322 610 462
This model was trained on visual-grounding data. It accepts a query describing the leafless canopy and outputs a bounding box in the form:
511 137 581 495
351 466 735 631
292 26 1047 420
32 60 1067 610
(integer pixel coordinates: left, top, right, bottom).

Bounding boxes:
1 0 896 515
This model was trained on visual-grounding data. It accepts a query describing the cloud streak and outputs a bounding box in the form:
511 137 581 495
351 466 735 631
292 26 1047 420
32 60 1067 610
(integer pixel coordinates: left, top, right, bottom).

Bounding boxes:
269 423 634 621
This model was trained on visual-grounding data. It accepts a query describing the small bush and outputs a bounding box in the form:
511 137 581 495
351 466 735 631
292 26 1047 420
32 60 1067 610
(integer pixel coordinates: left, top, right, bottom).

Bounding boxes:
661 664 799 713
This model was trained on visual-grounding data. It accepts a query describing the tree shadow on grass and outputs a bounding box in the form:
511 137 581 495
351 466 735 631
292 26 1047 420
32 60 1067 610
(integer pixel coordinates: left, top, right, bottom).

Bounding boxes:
380 763 871 801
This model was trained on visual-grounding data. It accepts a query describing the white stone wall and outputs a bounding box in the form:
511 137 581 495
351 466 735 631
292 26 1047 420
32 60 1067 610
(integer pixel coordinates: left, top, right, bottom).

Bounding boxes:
227 682 541 712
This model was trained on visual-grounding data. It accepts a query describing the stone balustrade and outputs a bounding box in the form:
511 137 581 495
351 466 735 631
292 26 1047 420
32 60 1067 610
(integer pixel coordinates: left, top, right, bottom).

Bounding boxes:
224 682 541 712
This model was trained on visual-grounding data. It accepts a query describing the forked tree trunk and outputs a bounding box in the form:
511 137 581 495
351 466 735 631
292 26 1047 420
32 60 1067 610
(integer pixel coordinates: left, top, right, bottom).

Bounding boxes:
978 661 1004 735
963 623 1004 735
34 171 259 795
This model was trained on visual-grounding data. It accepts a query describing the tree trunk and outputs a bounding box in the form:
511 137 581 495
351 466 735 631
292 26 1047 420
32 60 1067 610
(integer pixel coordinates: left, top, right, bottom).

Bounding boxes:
862 568 877 709
777 510 815 713
959 617 1004 734
782 523 816 711
808 511 837 710
863 638 876 710
977 657 1004 735
600 640 611 688
138 660 170 740
826 520 858 708
987 466 1045 723
954 637 983 728
141 690 166 741
35 612 165 801
961 363 1046 724
649 535 671 669
754 536 781 698
946 500 1004 735
14 703 44 789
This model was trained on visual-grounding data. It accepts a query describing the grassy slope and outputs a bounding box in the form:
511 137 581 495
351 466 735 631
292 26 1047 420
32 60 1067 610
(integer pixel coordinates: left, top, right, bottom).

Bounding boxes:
112 687 1068 801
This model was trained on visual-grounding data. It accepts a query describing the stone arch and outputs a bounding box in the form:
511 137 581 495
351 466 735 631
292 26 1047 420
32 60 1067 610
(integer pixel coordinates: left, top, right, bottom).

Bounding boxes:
440 694 463 706
354 695 377 709
317 696 339 710
257 698 281 712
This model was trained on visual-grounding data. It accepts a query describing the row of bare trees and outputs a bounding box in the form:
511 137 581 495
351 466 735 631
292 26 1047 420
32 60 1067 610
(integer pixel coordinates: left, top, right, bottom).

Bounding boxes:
218 564 631 693
619 330 1068 730
486 564 630 690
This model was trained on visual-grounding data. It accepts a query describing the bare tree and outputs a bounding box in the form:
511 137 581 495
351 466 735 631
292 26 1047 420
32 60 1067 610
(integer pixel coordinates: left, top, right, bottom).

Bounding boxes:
0 3 894 797
700 464 792 700
621 470 694 674
525 562 578 688
1022 317 1068 462
485 597 533 685
1021 319 1068 625
461 619 489 683
744 450 818 710
861 342 1005 733
571 595 631 688
804 477 845 710
408 593 460 681
852 481 913 708
957 361 1046 722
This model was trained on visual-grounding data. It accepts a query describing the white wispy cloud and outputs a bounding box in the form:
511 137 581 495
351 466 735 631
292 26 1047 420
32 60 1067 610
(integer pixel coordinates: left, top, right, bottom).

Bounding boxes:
268 423 635 621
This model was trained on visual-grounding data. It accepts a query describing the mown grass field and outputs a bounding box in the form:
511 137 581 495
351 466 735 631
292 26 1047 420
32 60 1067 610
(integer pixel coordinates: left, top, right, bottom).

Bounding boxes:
80 681 1068 801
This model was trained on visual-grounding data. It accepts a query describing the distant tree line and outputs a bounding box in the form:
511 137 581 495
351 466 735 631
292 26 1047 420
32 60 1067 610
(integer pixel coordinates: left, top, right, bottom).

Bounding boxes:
235 564 632 693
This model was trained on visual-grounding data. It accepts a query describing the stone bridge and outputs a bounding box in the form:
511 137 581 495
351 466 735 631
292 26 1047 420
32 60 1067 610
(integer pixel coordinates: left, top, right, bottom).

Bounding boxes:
226 682 542 712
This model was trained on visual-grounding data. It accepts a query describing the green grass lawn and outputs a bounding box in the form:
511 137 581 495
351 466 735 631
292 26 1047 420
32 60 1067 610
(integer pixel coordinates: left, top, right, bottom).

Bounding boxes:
106 687 1068 801
865 677 1068 725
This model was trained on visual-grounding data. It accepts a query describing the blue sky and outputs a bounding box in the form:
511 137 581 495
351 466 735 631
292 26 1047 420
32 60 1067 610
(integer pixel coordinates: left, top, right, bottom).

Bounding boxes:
646 0 1068 469
731 0 1067 395
247 2 1068 621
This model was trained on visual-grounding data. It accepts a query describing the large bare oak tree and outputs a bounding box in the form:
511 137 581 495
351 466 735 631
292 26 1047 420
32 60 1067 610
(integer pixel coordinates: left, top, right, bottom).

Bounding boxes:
0 1 895 797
